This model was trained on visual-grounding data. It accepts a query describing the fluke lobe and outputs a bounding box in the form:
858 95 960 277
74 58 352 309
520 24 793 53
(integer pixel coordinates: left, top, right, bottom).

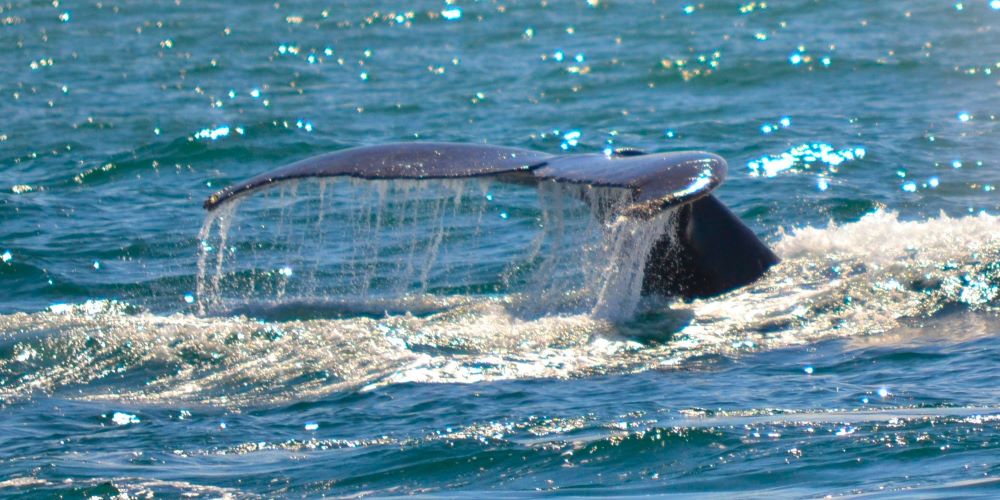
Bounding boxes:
203 142 779 299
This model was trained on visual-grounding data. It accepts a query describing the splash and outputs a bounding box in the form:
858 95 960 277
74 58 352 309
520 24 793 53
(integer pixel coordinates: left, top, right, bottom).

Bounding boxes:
194 178 673 321
2 210 998 406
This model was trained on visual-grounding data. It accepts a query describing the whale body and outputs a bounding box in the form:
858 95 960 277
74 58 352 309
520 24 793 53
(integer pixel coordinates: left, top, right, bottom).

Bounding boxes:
203 142 778 299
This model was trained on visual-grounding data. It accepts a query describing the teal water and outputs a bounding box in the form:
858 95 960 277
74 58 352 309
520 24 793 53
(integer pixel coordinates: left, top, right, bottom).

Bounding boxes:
2 0 1000 496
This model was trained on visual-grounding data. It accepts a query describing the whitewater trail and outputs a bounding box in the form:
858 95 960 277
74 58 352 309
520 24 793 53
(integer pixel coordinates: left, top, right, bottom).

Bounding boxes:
1 210 997 406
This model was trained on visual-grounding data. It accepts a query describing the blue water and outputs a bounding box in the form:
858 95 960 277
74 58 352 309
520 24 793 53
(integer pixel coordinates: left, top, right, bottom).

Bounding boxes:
2 0 1000 496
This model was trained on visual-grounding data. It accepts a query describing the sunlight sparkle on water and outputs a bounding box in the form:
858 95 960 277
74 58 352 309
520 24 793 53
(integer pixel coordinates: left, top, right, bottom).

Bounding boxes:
194 126 231 140
992 0 1000 9
111 412 140 425
748 143 865 177
1 250 10 263
561 130 582 150
441 7 462 20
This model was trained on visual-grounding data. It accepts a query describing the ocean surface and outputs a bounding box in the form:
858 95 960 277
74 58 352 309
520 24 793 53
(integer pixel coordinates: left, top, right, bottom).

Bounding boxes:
2 0 1000 497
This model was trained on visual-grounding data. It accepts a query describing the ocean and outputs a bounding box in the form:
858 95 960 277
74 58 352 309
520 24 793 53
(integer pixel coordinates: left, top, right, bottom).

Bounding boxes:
2 0 999 496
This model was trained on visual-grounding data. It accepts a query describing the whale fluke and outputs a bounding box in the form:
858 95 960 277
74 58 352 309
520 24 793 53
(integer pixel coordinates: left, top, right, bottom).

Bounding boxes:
202 142 778 298
203 143 554 210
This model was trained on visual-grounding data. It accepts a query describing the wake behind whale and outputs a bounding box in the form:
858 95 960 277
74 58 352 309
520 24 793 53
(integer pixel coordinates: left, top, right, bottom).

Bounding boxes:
4 210 998 406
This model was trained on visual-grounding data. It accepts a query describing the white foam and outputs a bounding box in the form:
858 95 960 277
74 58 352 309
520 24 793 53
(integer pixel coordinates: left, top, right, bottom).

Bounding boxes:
2 210 998 406
775 210 1000 262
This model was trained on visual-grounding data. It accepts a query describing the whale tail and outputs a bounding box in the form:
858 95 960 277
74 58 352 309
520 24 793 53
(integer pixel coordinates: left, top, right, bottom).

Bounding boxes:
203 142 778 299
643 194 778 298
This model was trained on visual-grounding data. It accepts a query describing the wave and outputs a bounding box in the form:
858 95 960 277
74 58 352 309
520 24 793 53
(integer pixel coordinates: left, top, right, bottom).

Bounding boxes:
0 210 997 406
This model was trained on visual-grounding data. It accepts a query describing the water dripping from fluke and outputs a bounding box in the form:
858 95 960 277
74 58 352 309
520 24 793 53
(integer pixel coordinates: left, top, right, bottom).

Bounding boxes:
196 142 778 321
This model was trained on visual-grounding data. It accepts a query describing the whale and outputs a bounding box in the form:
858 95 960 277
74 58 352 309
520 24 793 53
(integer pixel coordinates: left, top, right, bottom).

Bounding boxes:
203 142 779 299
